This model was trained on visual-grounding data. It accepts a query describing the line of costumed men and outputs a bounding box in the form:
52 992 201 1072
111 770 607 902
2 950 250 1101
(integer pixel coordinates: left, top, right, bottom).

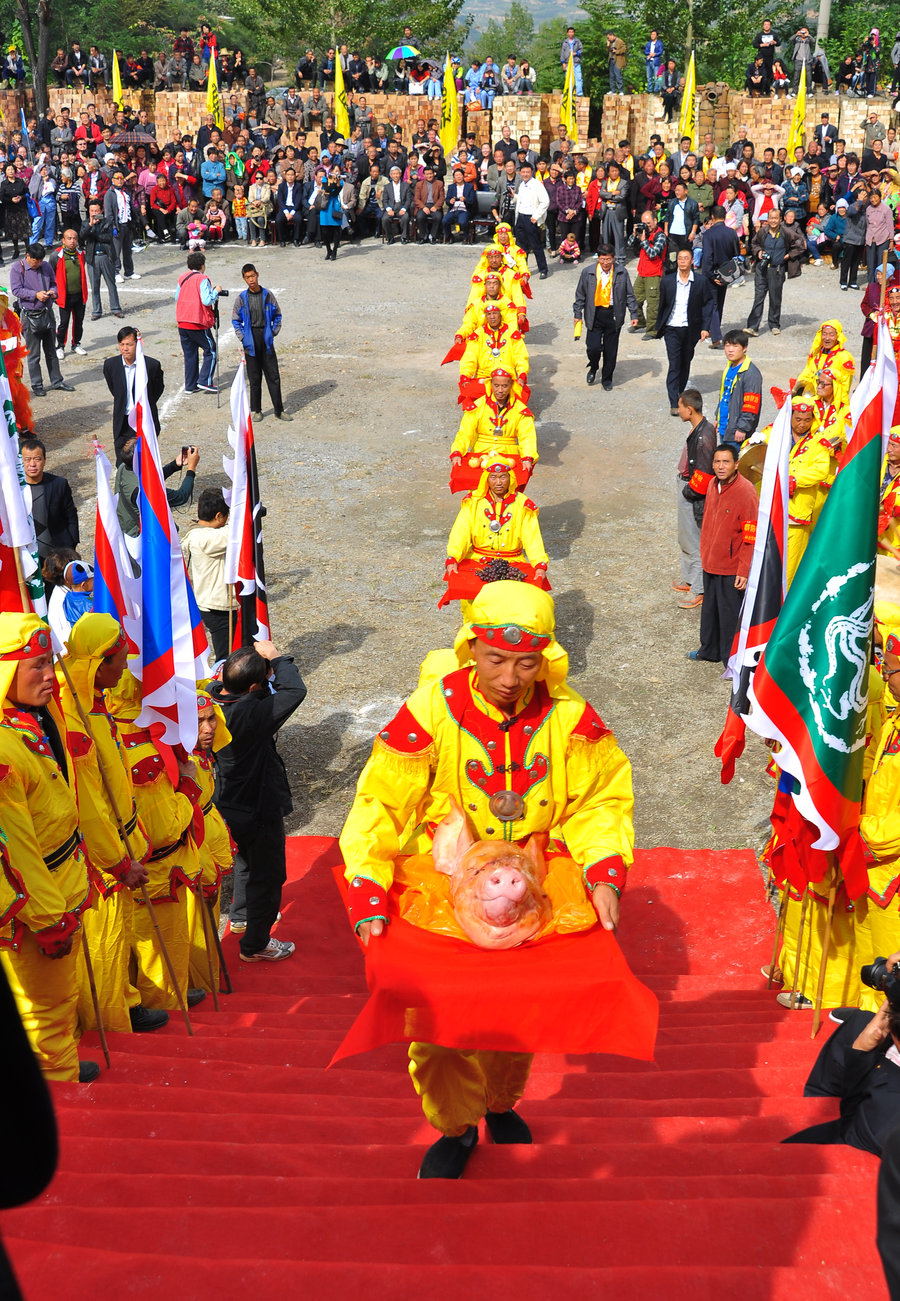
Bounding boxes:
337 223 656 1180
0 611 233 1084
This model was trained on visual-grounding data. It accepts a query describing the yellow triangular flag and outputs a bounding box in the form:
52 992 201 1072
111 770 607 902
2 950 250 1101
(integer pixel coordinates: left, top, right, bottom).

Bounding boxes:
207 54 224 129
677 52 696 152
334 57 350 139
562 51 578 147
439 53 460 157
111 50 123 109
787 63 806 158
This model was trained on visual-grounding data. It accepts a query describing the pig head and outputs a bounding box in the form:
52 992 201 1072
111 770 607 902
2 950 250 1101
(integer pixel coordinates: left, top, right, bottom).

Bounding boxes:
431 798 551 949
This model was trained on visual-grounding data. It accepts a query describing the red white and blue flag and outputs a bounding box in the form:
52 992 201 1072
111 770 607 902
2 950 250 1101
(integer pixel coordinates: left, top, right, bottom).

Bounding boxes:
130 341 208 750
91 441 140 652
224 360 269 648
715 398 792 782
738 328 898 897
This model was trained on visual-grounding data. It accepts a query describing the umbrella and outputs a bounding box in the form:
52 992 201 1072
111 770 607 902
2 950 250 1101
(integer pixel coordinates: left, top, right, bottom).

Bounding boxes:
420 57 441 71
108 130 156 146
386 44 419 59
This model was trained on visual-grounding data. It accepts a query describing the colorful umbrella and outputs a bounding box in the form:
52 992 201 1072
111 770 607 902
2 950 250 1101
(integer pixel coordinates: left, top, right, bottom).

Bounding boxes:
386 44 419 59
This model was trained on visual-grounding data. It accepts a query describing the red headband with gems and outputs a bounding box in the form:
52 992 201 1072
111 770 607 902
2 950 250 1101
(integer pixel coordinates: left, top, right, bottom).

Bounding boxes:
104 629 127 657
197 693 213 710
0 627 51 660
471 623 551 652
491 367 513 379
887 634 900 655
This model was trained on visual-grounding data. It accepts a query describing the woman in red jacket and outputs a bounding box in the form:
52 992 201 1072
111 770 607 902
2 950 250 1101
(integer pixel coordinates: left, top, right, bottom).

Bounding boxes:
149 175 178 242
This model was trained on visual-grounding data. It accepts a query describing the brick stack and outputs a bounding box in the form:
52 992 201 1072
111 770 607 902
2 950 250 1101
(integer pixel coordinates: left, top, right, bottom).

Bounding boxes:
490 93 543 147
541 93 589 150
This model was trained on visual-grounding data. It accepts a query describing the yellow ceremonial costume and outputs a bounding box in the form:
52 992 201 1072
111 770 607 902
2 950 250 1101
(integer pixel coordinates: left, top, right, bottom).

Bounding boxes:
465 266 526 315
340 583 634 1135
460 321 529 385
0 615 93 1081
188 689 234 992
794 320 856 406
880 439 900 556
446 463 548 570
778 877 863 1009
786 426 834 586
812 394 850 454
59 614 150 1034
107 667 202 1009
475 223 530 286
452 389 538 464
459 288 522 338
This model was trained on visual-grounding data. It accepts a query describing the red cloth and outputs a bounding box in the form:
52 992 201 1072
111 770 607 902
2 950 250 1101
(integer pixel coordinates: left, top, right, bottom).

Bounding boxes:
449 455 533 494
438 557 550 608
53 249 87 307
329 864 659 1065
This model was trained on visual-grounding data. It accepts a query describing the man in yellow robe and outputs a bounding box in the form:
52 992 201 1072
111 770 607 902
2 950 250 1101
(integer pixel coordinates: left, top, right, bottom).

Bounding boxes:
58 613 168 1034
339 582 634 1178
0 614 95 1081
793 319 856 406
785 397 834 586
188 688 234 992
451 369 537 472
459 305 529 389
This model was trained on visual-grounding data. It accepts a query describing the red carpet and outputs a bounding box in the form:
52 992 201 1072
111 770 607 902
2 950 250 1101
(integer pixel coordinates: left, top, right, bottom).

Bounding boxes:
0 842 887 1299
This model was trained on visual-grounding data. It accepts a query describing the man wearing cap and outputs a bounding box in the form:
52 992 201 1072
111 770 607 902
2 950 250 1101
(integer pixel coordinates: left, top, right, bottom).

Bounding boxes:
339 582 634 1179
445 458 548 605
793 319 855 406
459 306 529 392
0 613 96 1082
451 370 537 482
58 615 168 1036
573 244 639 390
456 273 524 343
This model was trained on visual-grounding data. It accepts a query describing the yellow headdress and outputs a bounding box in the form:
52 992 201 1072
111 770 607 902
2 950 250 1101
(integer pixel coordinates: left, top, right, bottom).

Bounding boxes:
0 613 52 713
62 613 126 710
453 580 568 691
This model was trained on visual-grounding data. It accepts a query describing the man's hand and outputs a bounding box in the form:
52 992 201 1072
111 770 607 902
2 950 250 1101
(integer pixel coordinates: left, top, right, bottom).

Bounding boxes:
254 639 280 661
591 883 620 933
45 935 75 959
631 317 639 328
357 918 384 946
886 952 900 972
124 859 149 888
853 1000 891 1051
185 446 200 472
445 561 458 574
700 329 709 340
735 574 748 590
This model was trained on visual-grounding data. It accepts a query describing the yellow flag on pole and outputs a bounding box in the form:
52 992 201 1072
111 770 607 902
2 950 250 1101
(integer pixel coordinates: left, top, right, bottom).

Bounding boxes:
561 51 578 147
439 53 460 157
677 52 696 152
207 54 224 129
111 50 123 109
334 57 351 139
787 63 806 157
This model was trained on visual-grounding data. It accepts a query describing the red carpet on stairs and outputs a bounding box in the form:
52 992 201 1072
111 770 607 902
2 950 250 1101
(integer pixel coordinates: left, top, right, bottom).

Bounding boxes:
0 841 888 1300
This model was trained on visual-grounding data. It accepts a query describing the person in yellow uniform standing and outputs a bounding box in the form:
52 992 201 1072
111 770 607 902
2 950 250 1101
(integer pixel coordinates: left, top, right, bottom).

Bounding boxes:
785 397 834 586
0 613 96 1082
106 666 206 1011
458 272 526 339
811 367 851 454
189 688 234 992
792 319 856 406
451 369 537 486
58 613 168 1034
339 582 634 1179
880 430 900 559
459 305 529 391
468 247 527 312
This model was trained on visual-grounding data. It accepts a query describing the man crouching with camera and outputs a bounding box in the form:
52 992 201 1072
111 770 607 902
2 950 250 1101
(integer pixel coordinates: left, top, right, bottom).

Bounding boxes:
783 953 900 1157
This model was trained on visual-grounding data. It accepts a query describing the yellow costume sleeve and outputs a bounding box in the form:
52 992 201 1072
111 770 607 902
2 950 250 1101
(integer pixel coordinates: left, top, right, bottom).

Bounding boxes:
861 722 900 859
792 438 832 489
795 356 818 396
459 337 479 380
511 337 529 377
559 733 635 884
447 496 475 561
516 410 538 463
451 405 478 457
518 499 548 565
864 668 888 784
0 764 77 934
339 692 437 893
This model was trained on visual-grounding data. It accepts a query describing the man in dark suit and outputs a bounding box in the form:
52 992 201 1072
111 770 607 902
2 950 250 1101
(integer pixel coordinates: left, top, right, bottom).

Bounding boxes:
783 998 900 1157
814 112 838 153
102 324 164 464
573 245 639 390
656 248 715 414
19 437 79 557
274 167 303 247
442 167 476 242
878 1122 900 1298
381 165 412 243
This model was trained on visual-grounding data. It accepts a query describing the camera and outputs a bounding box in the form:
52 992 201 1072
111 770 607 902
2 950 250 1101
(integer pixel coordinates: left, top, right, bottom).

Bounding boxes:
757 250 772 270
861 956 900 1008
634 221 647 239
218 288 230 297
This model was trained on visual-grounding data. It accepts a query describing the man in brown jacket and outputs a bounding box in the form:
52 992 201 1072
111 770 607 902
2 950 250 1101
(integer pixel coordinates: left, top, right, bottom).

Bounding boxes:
687 443 758 665
414 165 445 244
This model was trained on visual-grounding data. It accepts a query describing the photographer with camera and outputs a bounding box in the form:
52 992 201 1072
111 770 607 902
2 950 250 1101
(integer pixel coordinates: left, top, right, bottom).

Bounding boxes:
174 249 224 396
783 953 900 1157
700 206 742 349
746 208 787 337
631 209 666 340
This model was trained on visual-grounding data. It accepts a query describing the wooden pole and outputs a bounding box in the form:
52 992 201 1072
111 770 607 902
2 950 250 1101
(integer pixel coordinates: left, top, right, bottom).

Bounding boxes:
206 897 233 994
767 882 790 988
53 652 193 1036
811 878 839 1038
880 249 891 315
227 583 235 655
787 888 810 1009
194 881 220 1012
80 929 111 1069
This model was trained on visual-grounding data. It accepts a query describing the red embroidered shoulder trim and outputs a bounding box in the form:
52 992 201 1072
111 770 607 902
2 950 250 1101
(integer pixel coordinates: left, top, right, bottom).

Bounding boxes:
571 702 612 742
376 702 433 755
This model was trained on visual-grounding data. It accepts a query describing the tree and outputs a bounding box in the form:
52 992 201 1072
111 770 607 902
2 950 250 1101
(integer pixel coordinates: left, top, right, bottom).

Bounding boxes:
230 0 467 63
468 0 534 69
15 0 51 114
530 18 568 93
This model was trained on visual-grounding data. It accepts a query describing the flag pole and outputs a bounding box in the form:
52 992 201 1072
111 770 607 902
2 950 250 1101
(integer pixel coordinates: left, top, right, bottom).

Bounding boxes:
194 880 220 1011
766 882 790 988
786 888 810 1009
881 249 890 315
52 647 194 1036
81 929 112 1067
228 583 234 652
811 874 838 1037
206 897 232 993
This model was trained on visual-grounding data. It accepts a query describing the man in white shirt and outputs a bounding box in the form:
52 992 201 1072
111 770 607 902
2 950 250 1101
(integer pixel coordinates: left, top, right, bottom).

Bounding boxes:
656 247 714 414
512 161 549 279
102 170 141 284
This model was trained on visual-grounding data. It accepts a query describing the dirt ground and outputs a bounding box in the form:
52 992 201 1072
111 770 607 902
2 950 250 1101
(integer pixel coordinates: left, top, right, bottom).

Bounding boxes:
42 235 859 850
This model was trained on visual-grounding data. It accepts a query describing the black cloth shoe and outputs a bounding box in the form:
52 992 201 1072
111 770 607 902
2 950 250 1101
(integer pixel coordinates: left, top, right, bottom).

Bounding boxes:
186 988 206 1008
51 381 75 392
485 1109 533 1144
586 368 597 385
32 387 46 397
79 1060 100 1083
539 270 548 279
417 1125 478 1179
601 379 613 391
129 1005 170 1032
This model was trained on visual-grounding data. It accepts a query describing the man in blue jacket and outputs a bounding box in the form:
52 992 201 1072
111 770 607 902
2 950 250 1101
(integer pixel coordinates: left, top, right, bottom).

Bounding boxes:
231 264 292 421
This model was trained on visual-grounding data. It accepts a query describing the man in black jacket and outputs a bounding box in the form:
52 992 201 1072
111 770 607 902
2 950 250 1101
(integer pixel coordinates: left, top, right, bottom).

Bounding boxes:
746 208 788 337
573 244 639 389
209 642 307 963
20 437 78 557
102 325 164 464
80 199 123 321
656 248 715 413
700 206 742 347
